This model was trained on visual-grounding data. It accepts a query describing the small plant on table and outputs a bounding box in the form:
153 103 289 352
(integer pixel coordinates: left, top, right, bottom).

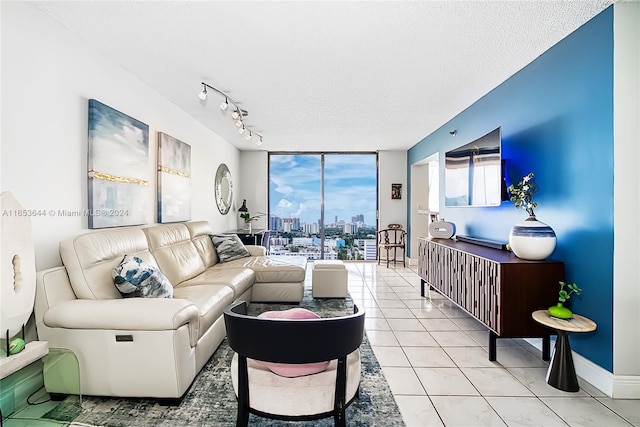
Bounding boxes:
548 281 582 319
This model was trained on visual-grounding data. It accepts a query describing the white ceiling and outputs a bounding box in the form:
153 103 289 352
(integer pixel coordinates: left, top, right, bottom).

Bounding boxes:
31 1 612 152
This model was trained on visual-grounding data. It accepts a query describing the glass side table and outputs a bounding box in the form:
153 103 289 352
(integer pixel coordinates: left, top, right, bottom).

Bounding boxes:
42 348 82 406
532 310 597 392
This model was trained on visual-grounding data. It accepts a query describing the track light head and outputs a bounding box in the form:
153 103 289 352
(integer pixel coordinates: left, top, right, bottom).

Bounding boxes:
198 85 208 101
245 131 252 141
449 130 457 136
238 125 245 134
235 119 243 127
232 109 248 119
220 97 228 110
257 136 263 146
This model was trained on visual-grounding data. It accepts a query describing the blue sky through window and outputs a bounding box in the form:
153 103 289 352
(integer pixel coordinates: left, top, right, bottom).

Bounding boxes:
269 154 377 227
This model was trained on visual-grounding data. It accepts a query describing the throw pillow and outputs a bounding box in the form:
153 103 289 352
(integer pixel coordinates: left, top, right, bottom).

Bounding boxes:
209 234 251 263
256 308 330 378
112 255 173 298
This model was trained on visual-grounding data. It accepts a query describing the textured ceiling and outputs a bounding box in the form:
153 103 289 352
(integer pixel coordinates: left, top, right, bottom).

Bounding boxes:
31 1 612 152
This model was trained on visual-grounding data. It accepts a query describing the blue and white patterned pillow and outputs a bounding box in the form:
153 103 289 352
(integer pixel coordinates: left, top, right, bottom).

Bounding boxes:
209 234 251 263
113 255 173 298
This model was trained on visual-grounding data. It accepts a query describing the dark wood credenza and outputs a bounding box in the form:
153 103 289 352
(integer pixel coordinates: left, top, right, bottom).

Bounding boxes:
417 237 564 361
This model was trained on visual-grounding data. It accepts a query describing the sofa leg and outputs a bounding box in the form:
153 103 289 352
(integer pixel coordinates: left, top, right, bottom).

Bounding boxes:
48 393 67 402
158 396 184 406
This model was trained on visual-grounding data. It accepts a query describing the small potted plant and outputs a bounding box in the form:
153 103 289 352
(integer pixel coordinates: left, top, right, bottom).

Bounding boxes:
548 281 582 319
240 211 264 232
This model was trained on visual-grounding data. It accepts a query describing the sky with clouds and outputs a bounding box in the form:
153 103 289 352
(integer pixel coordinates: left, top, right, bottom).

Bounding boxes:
269 154 377 226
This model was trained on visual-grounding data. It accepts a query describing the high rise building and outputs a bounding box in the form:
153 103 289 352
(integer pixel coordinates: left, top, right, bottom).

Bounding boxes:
281 217 300 232
269 215 282 232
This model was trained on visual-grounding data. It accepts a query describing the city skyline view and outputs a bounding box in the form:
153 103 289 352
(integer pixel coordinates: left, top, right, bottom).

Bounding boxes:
269 153 378 226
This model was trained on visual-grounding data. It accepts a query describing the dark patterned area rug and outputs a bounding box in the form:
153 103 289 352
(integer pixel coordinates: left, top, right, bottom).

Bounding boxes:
43 287 405 427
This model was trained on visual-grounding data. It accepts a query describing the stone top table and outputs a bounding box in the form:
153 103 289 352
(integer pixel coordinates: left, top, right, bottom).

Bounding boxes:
532 310 597 392
532 310 597 333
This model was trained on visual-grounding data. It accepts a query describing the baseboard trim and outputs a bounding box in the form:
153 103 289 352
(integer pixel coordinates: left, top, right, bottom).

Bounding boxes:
612 375 640 399
524 338 640 398
572 349 614 396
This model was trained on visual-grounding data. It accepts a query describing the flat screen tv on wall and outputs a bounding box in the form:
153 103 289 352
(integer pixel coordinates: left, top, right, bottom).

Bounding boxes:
445 127 505 207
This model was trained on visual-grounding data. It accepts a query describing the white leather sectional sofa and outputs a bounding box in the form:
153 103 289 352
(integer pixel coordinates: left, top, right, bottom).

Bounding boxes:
34 221 307 399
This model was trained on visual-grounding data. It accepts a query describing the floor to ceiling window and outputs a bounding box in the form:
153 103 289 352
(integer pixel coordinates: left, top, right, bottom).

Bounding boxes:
268 153 378 260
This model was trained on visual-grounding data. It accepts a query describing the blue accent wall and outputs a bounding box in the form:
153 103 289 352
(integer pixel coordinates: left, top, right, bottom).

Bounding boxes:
408 7 613 371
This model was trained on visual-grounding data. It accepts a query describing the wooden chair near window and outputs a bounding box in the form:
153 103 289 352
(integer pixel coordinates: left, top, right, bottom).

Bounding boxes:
377 225 407 268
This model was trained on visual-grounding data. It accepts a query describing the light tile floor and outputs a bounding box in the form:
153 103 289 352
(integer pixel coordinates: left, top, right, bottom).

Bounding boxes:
345 262 640 427
5 262 639 427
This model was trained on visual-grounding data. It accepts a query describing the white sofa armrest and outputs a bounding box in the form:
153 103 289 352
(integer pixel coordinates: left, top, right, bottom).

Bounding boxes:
43 298 200 346
246 245 266 256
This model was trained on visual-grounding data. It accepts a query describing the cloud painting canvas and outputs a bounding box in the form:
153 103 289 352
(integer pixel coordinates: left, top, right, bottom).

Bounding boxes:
87 99 149 228
157 132 191 223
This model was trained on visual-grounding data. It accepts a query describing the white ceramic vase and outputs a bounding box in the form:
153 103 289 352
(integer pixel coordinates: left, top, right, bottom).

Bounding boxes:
508 215 556 260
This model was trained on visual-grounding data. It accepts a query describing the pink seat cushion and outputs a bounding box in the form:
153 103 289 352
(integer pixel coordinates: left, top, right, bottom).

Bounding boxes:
256 308 330 377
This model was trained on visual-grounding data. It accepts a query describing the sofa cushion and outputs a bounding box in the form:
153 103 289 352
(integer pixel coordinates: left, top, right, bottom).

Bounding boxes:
185 222 265 266
60 227 156 300
113 255 174 298
185 221 219 267
209 234 251 263
255 308 330 378
143 223 206 286
178 267 255 300
173 284 234 339
215 256 307 283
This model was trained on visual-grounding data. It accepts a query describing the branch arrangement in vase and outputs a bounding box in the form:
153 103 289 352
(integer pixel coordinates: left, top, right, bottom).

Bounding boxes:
507 172 538 217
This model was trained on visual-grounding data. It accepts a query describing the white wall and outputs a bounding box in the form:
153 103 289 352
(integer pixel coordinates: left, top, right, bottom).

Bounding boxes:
613 1 640 397
1 2 241 270
378 151 408 229
410 153 439 261
238 151 268 230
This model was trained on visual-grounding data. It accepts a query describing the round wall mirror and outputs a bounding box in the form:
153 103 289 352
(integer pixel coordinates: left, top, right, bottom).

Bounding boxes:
214 163 233 215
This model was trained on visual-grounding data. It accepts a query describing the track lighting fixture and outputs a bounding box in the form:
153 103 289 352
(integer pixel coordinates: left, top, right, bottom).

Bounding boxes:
197 82 264 146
